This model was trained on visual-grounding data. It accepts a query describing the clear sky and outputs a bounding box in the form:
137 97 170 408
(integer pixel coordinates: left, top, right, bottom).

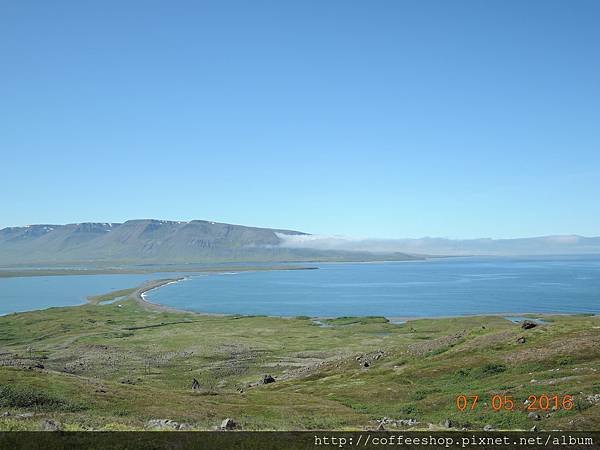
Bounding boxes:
1 1 598 238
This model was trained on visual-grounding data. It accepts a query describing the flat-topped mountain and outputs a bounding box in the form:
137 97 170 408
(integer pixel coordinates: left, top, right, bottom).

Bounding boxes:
0 220 417 265
3 220 596 266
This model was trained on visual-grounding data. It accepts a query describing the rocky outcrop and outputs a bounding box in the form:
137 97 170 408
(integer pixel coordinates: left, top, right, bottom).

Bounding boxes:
587 393 600 404
220 418 237 430
146 419 191 430
521 321 538 330
40 419 61 431
376 417 418 428
262 374 276 384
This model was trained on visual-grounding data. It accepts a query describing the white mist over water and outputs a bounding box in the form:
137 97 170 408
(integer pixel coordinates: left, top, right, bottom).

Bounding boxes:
275 233 600 256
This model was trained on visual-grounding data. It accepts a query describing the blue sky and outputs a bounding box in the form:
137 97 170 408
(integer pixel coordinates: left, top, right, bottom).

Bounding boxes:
1 1 598 238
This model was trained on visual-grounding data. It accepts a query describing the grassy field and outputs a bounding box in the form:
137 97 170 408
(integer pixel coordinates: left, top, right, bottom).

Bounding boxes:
0 282 598 431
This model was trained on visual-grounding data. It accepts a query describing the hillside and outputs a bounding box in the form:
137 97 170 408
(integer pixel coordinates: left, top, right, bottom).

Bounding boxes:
0 283 598 431
0 220 418 265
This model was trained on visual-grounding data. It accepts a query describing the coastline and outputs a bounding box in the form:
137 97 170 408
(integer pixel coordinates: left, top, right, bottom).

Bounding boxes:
3 260 598 320
131 277 227 317
129 276 596 322
134 277 191 314
0 264 320 279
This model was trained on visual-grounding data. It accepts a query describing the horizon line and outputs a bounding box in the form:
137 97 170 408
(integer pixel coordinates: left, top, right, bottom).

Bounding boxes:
1 219 598 241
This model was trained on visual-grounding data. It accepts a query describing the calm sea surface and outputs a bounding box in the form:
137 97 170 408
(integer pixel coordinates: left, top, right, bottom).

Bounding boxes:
1 257 599 317
146 256 600 317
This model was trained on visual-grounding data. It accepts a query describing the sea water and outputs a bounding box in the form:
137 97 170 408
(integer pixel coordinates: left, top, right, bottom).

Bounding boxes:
1 256 599 317
145 256 600 317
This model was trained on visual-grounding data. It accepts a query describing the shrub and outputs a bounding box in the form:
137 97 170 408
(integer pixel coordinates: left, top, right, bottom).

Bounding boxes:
411 391 427 401
398 404 419 416
0 384 85 411
481 363 507 375
455 368 471 378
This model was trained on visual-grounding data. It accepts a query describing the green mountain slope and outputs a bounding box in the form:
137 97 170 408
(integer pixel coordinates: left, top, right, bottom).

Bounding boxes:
0 219 418 265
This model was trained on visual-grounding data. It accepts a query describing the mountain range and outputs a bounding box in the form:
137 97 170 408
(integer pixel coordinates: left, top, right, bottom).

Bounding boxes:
1 220 598 266
0 220 417 265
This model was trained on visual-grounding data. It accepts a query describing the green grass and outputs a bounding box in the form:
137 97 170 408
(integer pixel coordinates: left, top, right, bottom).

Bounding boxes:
87 288 136 305
0 384 85 411
0 287 598 431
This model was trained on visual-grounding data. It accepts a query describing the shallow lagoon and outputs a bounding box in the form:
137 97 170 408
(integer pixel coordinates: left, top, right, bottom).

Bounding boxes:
0 273 176 315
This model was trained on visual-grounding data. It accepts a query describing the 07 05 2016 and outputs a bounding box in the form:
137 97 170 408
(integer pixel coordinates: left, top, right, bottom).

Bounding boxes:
455 394 574 411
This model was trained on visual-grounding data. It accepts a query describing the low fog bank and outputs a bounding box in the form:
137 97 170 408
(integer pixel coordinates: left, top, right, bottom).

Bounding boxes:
276 233 600 256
